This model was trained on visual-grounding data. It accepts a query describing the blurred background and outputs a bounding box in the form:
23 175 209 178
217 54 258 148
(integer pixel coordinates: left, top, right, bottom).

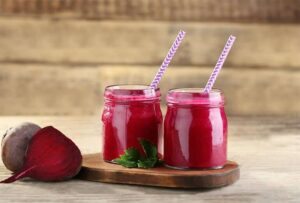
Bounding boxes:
0 0 300 116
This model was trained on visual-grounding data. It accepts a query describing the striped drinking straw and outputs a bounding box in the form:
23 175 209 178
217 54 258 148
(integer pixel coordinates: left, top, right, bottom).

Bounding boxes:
150 30 186 89
203 35 236 93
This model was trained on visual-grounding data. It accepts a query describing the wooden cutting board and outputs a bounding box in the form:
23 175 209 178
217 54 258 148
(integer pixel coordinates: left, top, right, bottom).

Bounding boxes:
77 153 240 189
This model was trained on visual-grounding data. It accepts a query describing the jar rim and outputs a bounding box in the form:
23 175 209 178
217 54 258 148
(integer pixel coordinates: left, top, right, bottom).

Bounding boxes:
168 88 221 94
167 88 224 106
104 84 160 101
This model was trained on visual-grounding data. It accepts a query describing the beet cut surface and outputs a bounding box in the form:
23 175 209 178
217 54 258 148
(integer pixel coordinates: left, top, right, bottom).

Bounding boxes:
1 126 82 183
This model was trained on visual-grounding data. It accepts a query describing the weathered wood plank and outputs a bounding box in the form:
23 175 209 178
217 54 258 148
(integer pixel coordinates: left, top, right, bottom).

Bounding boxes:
0 0 300 23
0 65 101 115
99 66 300 116
0 116 299 202
1 64 300 116
1 19 300 68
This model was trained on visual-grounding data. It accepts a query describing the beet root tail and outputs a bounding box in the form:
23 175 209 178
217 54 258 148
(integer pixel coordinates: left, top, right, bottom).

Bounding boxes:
1 166 36 183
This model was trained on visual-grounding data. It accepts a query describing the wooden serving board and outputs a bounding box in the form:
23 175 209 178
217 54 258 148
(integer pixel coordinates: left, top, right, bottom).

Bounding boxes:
77 153 240 189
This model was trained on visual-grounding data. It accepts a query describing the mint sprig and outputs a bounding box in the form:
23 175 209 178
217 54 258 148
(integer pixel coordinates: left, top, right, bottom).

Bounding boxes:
113 148 140 168
112 139 159 169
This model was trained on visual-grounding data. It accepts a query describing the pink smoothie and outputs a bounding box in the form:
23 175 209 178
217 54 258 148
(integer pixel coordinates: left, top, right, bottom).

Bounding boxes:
164 88 227 169
102 85 163 162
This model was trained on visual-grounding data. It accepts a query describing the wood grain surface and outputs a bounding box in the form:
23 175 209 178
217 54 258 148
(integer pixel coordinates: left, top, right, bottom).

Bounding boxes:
77 153 239 188
0 0 299 23
0 116 299 202
1 19 300 68
1 65 300 116
1 17 299 116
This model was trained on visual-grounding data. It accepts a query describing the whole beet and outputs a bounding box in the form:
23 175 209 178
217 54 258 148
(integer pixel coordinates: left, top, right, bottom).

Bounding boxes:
1 122 41 172
1 126 82 183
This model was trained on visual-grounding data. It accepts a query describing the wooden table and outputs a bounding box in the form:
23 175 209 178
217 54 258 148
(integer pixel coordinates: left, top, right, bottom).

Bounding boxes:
0 116 299 202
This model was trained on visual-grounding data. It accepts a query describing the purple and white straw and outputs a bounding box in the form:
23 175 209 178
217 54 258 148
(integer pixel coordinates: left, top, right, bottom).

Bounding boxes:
150 30 186 89
203 35 236 93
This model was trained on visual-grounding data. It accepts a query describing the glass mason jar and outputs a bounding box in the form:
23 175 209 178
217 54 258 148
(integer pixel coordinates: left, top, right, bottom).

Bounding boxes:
101 85 163 162
164 88 228 169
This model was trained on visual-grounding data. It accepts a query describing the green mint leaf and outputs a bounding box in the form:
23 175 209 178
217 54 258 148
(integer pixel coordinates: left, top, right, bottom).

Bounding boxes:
137 158 157 168
113 139 160 169
112 148 140 168
116 148 140 162
124 148 140 161
139 139 157 159
113 158 138 168
137 139 158 168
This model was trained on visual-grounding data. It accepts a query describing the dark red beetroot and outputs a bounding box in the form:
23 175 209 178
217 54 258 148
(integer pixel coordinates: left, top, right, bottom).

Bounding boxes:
1 126 82 183
1 122 41 172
